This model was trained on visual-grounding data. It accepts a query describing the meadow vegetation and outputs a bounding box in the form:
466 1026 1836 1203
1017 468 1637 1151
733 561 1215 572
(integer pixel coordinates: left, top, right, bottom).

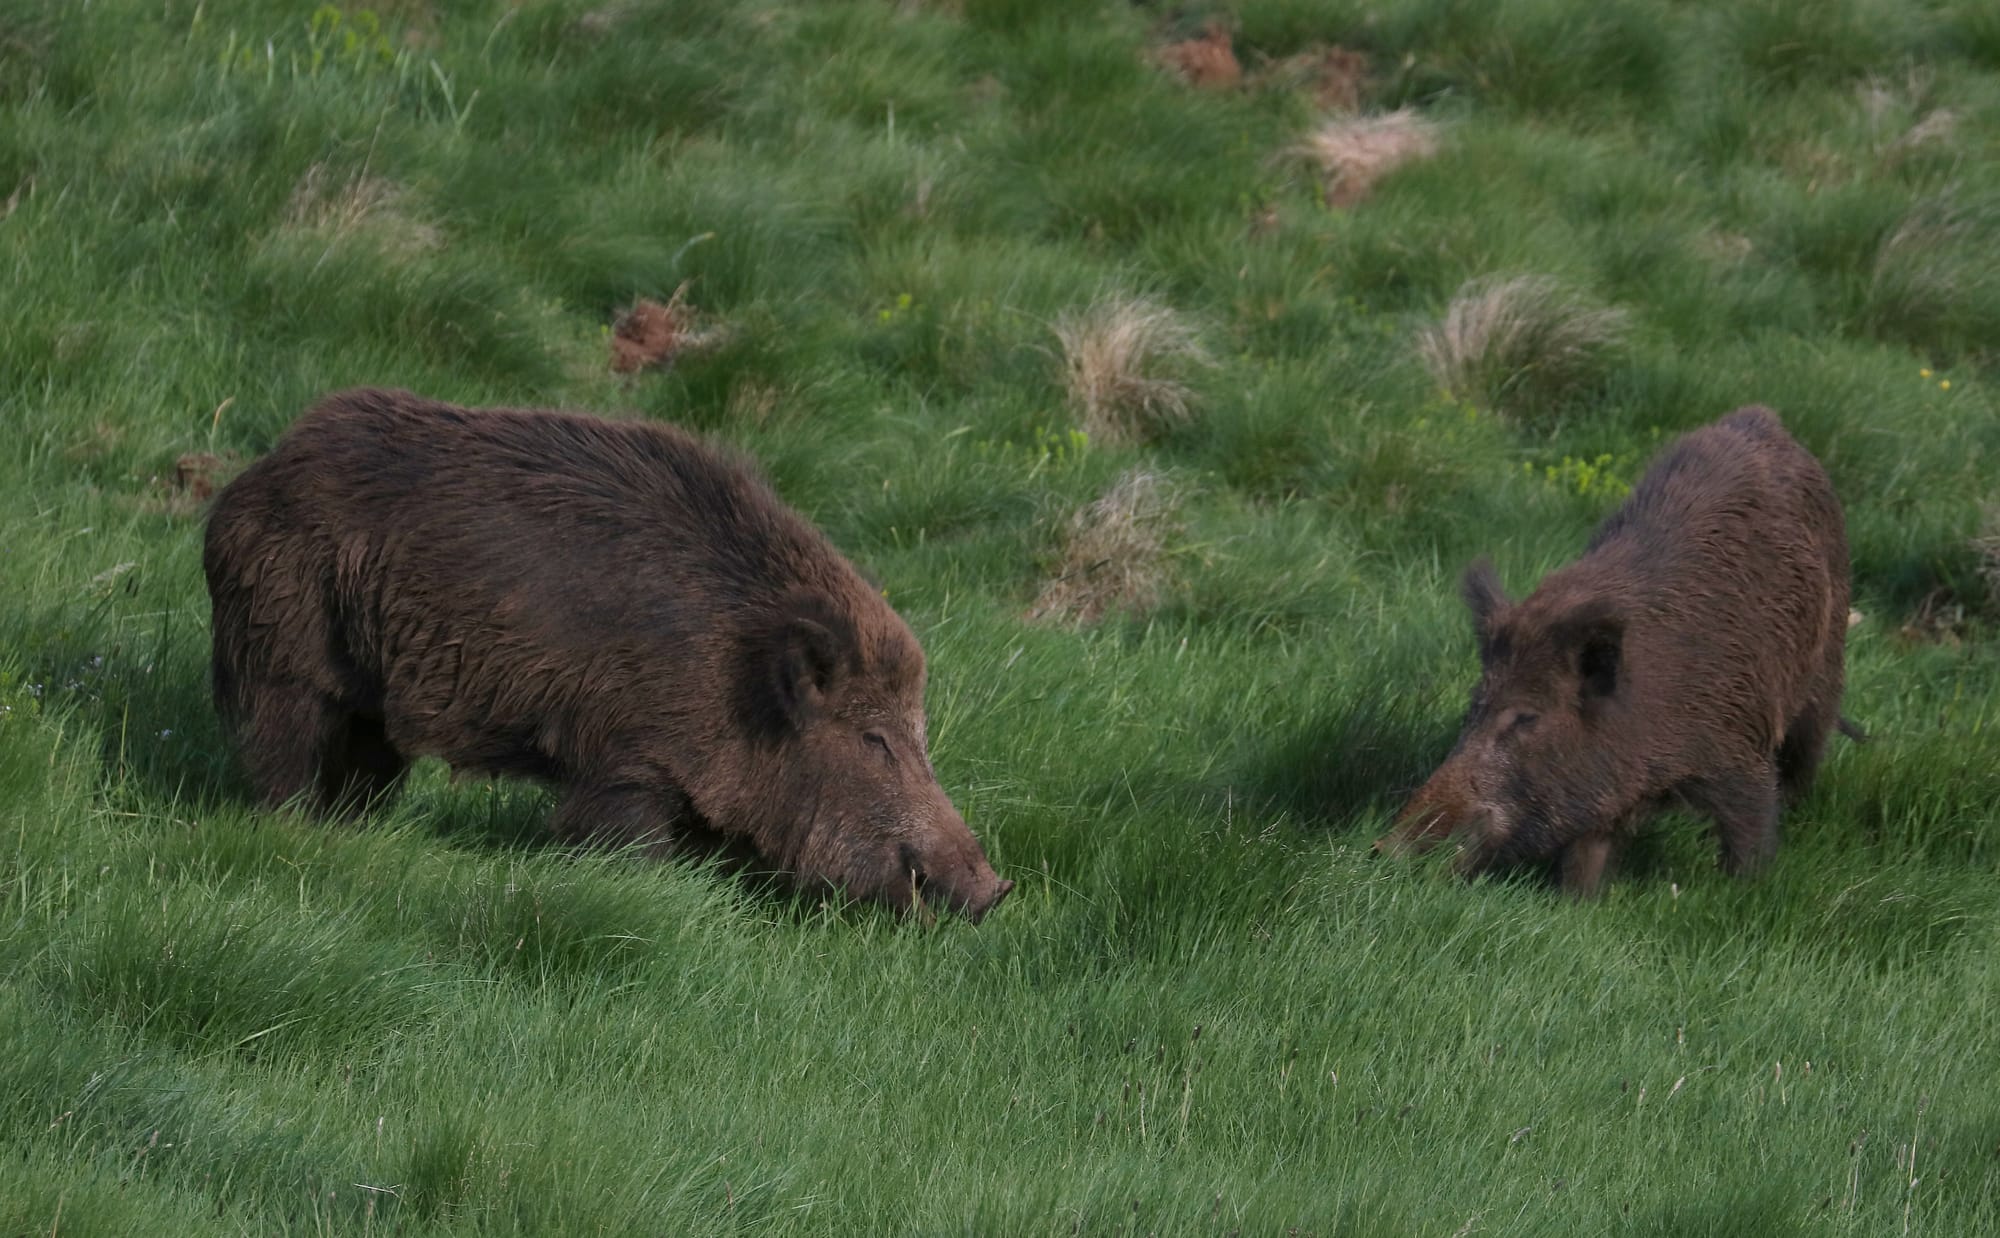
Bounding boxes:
1 0 1997 1232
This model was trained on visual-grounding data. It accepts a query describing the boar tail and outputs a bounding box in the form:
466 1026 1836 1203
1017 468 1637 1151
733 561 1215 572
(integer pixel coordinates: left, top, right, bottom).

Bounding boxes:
1836 716 1870 744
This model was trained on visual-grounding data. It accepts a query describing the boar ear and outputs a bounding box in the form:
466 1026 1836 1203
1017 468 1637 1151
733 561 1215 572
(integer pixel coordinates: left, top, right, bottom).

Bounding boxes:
1460 558 1509 637
774 617 846 723
1555 599 1624 704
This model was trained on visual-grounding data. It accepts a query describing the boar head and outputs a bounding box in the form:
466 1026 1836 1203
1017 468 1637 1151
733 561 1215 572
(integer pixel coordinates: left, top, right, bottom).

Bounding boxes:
739 597 1012 923
1376 559 1634 877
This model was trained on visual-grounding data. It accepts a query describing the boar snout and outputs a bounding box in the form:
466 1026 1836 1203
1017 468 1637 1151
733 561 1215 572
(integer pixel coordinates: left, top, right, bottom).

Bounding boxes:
1377 776 1469 857
874 834 1012 924
1374 802 1451 857
900 839 1012 924
960 876 1015 925
1378 759 1512 872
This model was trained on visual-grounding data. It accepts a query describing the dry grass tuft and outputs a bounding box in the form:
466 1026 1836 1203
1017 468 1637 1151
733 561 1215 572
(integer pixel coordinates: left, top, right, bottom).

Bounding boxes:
1889 108 1959 155
1976 505 2000 613
572 4 634 37
1053 297 1211 444
1157 20 1241 90
1028 470 1184 627
1859 70 1958 165
0 175 28 221
610 283 727 375
1897 586 1973 646
1295 108 1439 207
284 163 441 256
1692 229 1755 265
1417 274 1629 418
1864 197 1998 347
724 378 787 427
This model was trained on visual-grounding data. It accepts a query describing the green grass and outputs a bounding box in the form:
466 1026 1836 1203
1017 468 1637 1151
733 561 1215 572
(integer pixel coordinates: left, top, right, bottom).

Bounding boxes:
3 0 1999 1231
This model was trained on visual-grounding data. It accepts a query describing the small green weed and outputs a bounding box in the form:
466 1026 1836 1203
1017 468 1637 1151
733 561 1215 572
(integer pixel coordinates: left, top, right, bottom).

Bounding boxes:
219 6 397 82
1523 451 1636 502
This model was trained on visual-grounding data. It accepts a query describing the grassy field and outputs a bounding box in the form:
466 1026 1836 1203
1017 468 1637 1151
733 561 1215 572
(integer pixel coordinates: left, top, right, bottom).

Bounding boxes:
3 0 1999 1232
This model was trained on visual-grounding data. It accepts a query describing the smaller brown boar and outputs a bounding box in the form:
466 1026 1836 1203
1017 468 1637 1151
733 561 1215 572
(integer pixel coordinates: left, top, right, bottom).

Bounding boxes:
204 389 1012 922
1376 406 1852 896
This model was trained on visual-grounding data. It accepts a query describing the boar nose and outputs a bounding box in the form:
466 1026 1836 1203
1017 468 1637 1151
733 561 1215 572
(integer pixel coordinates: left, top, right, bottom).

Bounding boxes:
961 877 1014 925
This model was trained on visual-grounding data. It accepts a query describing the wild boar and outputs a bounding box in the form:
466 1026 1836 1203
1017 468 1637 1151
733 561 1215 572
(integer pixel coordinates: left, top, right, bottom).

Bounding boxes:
203 388 1012 922
1376 406 1852 896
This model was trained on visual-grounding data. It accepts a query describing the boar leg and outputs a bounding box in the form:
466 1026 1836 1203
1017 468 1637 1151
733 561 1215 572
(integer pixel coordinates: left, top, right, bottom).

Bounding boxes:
1558 833 1619 898
1776 680 1841 802
1683 762 1782 877
237 679 341 809
550 780 691 860
320 713 408 814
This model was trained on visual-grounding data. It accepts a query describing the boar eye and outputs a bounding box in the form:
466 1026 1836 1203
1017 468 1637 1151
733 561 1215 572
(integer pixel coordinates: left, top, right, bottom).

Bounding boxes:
1507 711 1539 733
864 731 894 759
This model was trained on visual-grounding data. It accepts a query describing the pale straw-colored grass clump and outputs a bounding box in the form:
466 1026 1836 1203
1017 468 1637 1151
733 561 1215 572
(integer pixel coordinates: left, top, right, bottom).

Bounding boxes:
1865 197 1997 347
1976 505 2000 614
283 163 442 256
1417 273 1629 418
1859 71 1959 164
1296 107 1440 207
1054 297 1211 444
1028 469 1183 628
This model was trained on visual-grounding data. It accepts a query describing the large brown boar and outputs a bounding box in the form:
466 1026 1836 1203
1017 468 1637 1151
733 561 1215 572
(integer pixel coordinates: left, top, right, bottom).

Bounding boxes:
1376 406 1851 896
204 388 1012 922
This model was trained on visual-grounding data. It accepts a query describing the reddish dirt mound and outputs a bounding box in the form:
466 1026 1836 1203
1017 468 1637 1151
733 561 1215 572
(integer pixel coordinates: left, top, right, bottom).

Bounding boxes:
1269 44 1372 111
174 452 232 502
611 292 693 374
141 450 241 519
1158 21 1241 90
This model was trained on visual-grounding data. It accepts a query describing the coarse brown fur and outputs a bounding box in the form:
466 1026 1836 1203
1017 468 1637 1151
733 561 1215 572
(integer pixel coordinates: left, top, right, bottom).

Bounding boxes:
1376 406 1852 896
204 388 1011 922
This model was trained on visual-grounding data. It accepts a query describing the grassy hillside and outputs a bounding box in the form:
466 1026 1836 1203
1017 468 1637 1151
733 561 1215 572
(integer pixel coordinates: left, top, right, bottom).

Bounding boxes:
2 0 1997 1232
